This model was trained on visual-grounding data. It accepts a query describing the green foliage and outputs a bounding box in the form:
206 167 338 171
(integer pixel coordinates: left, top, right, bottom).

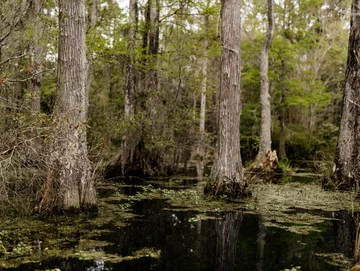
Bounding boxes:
0 0 354 208
0 231 8 255
278 159 294 177
0 230 33 258
11 242 33 256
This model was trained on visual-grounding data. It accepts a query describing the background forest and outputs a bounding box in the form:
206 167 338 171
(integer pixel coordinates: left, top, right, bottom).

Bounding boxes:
0 0 351 209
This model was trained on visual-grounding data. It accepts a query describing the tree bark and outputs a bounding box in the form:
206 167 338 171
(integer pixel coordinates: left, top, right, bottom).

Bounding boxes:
279 60 287 160
146 0 160 121
144 0 164 175
256 0 274 163
85 0 98 116
206 0 248 197
120 0 137 175
28 0 43 113
332 0 360 190
196 13 209 181
39 0 96 212
106 0 163 177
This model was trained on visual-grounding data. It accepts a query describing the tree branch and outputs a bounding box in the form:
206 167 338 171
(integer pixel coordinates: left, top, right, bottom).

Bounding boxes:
0 53 27 66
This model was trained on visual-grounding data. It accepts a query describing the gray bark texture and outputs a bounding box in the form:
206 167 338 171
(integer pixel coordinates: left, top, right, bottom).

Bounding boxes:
28 0 43 113
196 13 209 181
39 0 96 211
332 0 360 190
207 0 248 197
121 0 137 174
85 0 98 116
279 60 287 160
257 0 274 163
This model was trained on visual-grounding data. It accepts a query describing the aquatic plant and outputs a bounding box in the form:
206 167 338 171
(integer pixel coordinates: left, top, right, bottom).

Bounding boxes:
11 242 33 256
281 267 301 271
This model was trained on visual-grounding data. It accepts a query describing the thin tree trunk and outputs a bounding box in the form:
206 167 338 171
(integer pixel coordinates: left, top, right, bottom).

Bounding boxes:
0 33 7 202
106 0 163 177
257 0 274 163
86 0 98 116
145 0 160 121
39 0 96 212
147 0 161 124
28 0 43 113
106 0 138 177
121 0 137 174
279 60 287 160
332 0 360 190
196 13 209 181
207 0 248 197
142 0 163 175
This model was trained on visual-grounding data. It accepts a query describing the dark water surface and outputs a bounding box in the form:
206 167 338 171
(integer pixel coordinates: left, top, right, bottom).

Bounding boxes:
0 178 356 271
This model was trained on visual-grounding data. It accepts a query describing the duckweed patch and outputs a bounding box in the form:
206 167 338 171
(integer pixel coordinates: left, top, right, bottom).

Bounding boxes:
315 253 353 271
115 180 360 235
0 178 359 270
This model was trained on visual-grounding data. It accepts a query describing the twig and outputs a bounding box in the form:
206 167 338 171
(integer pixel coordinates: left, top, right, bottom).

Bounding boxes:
348 99 360 108
0 53 27 66
7 70 46 83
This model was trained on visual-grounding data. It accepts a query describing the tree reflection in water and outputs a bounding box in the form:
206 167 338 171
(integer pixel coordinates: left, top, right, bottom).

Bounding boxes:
332 210 356 258
255 215 266 271
215 211 243 271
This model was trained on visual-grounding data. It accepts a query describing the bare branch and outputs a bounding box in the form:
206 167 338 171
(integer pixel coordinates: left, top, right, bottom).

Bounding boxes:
7 69 47 83
0 53 27 66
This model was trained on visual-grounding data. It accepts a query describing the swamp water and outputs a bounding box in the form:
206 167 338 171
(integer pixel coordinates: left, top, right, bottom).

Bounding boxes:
0 177 359 271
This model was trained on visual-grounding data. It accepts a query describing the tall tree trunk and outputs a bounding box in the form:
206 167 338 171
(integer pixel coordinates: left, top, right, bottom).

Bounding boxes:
38 0 96 212
147 0 160 127
256 0 274 163
195 13 209 181
332 0 360 190
206 0 248 197
106 0 138 177
145 0 163 174
120 0 137 175
106 0 163 177
28 0 43 113
279 60 287 160
86 0 98 116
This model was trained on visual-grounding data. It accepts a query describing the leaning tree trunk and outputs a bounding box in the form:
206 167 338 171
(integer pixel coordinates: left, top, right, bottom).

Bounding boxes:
206 0 248 197
256 0 274 163
38 0 96 212
332 0 360 190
